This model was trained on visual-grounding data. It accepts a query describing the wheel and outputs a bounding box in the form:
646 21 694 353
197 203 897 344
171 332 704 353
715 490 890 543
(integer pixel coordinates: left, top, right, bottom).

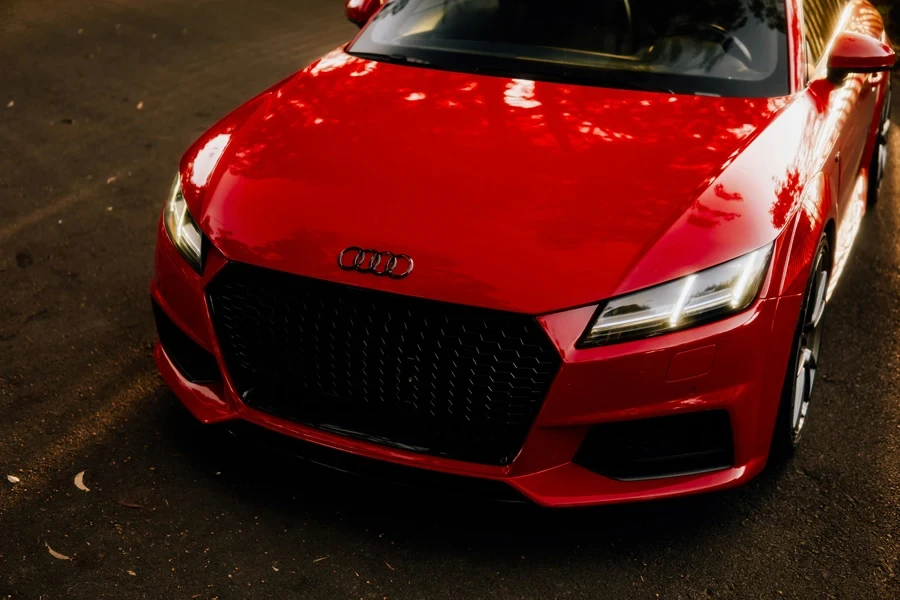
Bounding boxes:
771 236 831 457
868 77 891 207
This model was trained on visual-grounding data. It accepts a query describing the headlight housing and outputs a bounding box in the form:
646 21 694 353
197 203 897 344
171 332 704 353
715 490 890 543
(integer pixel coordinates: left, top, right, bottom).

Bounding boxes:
163 175 204 274
578 243 773 347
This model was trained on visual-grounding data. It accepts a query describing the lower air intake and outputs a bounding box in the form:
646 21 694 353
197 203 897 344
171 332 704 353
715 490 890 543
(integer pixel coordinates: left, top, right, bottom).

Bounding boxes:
574 410 734 481
153 301 221 384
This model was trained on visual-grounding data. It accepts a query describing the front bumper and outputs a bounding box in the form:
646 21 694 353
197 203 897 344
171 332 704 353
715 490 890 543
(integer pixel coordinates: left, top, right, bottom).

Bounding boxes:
152 219 801 507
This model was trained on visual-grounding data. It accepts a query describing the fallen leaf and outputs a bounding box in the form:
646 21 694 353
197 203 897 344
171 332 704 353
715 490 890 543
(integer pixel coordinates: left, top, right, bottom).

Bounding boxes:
384 560 395 571
74 471 90 492
127 570 136 576
7 475 19 484
136 101 144 110
112 499 143 509
272 566 279 572
106 176 117 184
312 556 328 563
45 542 72 561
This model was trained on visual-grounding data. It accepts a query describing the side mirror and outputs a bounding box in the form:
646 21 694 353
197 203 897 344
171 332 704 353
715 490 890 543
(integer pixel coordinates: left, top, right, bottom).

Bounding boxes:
827 31 896 73
346 0 382 28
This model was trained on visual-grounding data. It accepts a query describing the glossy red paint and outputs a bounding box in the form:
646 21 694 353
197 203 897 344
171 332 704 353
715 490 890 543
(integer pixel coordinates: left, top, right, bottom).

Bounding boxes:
152 1 890 506
786 0 805 93
195 56 794 314
344 0 383 27
666 345 717 382
828 31 896 72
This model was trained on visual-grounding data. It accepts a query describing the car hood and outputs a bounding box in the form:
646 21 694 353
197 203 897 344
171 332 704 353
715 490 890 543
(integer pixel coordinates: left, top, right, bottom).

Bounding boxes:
192 49 794 314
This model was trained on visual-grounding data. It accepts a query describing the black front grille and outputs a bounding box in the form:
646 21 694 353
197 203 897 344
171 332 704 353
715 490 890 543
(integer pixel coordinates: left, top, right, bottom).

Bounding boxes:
207 264 560 466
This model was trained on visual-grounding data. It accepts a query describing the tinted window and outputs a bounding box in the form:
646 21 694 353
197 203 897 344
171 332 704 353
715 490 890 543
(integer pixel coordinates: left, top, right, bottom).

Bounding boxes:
349 0 789 97
802 0 846 65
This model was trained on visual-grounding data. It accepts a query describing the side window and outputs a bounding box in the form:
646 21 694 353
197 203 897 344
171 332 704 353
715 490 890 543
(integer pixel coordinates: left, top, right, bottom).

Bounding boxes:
802 0 846 66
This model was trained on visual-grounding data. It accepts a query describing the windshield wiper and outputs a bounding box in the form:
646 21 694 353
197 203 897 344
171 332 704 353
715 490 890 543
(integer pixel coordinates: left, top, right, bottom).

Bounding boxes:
351 51 428 66
464 61 677 95
613 81 676 95
560 73 675 95
352 51 678 94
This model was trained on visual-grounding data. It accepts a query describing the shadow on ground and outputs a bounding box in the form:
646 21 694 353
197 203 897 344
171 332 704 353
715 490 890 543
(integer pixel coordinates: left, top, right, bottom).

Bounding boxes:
164 394 788 557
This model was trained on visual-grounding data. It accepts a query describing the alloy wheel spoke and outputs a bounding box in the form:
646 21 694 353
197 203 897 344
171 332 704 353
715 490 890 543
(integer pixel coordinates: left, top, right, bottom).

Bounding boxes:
806 270 828 331
793 366 806 428
793 348 815 432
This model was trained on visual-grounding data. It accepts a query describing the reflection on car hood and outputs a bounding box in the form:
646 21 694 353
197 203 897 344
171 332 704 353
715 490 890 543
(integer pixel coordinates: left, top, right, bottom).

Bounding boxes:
197 50 792 314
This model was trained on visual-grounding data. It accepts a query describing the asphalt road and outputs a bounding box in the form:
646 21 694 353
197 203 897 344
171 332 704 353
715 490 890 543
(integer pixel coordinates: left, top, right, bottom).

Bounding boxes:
1 1 899 598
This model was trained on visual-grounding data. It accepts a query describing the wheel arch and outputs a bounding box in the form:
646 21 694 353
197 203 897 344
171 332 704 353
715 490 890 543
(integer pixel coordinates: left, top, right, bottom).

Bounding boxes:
774 170 838 299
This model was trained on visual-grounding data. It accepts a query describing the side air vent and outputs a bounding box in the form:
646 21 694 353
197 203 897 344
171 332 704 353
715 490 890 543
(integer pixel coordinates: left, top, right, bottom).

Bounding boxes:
574 410 734 481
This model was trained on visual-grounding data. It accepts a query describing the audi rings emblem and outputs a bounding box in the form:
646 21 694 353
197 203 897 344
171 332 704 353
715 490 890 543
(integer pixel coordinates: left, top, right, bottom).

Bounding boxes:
338 247 414 279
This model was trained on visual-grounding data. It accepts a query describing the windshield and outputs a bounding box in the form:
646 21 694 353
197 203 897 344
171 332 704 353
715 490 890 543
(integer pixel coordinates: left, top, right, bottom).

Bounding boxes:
348 0 789 97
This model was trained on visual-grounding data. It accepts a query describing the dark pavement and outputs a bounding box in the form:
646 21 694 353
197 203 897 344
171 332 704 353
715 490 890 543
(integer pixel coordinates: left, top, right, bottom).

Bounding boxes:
0 1 898 598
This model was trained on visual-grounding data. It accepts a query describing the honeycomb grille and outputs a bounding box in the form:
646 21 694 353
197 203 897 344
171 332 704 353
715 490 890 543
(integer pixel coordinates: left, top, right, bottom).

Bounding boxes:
207 263 560 465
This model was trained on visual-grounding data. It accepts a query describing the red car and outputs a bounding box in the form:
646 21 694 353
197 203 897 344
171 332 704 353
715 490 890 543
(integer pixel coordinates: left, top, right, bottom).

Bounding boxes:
152 0 894 506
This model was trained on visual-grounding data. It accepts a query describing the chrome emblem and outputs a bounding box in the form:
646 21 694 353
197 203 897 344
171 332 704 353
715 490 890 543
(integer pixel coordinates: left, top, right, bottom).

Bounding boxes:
338 247 414 279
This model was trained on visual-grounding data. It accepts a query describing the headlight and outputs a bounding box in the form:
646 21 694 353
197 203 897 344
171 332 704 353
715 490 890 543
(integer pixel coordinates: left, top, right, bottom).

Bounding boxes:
163 175 204 274
579 243 773 347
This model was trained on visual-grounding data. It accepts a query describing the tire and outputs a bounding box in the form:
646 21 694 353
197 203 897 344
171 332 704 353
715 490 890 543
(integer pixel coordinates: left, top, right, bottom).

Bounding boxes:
771 235 831 459
867 77 891 207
